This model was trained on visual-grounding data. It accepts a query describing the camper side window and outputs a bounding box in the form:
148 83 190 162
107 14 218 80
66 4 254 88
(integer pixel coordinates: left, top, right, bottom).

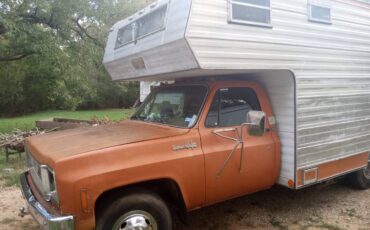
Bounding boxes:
115 4 168 49
116 23 135 48
308 4 332 24
228 0 272 27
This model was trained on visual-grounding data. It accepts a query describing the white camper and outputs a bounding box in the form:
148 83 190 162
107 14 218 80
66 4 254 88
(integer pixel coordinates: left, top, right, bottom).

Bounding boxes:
103 0 370 189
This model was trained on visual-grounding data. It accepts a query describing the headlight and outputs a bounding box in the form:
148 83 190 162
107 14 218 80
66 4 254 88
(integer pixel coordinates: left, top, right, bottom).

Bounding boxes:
26 150 59 203
40 165 59 203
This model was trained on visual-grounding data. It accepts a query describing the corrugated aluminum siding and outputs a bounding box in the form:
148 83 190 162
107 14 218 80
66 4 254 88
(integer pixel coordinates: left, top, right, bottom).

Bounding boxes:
103 0 198 80
296 74 370 168
187 0 370 183
249 71 296 186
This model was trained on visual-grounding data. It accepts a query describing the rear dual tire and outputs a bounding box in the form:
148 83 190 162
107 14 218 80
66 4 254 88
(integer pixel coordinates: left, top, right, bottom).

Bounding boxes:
347 162 370 190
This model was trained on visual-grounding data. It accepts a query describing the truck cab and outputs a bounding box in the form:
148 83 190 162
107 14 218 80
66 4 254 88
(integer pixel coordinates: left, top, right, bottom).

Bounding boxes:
20 80 281 230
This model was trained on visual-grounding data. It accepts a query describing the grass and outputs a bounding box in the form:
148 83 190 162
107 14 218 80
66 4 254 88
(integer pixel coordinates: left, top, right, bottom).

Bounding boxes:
0 109 134 187
342 208 361 219
0 150 26 187
304 214 342 230
0 109 133 133
269 217 286 230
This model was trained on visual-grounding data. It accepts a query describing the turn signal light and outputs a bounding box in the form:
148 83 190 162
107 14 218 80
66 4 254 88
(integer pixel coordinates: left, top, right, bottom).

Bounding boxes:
80 189 90 213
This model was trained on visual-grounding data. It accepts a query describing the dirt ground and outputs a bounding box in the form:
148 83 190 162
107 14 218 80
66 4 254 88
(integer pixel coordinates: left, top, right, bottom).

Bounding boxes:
0 181 39 230
1 181 369 230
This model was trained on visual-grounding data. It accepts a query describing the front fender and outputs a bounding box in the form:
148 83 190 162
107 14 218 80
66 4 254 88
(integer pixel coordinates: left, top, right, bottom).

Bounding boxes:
55 129 205 229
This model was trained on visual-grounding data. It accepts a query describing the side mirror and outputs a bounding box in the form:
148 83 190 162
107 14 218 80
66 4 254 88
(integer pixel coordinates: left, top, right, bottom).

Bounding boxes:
246 111 266 136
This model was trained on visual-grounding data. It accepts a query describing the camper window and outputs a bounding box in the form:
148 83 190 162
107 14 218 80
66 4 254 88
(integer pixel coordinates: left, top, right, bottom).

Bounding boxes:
308 4 332 24
115 4 168 49
136 5 168 39
115 23 135 48
229 0 272 27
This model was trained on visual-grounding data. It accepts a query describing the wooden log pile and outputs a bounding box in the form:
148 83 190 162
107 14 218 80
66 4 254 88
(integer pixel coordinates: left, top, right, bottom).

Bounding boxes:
0 129 45 153
1 117 118 162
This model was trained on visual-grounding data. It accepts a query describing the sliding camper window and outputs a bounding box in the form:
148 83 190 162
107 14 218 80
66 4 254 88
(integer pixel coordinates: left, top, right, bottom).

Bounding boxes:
115 4 168 49
308 4 332 24
206 88 261 128
228 0 272 27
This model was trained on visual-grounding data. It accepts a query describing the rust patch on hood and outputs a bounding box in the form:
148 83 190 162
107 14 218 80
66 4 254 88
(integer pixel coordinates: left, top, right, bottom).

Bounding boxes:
26 120 188 165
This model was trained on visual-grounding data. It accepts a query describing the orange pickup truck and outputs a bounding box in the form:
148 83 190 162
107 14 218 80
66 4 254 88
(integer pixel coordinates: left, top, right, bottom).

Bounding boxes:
20 80 370 230
20 0 370 229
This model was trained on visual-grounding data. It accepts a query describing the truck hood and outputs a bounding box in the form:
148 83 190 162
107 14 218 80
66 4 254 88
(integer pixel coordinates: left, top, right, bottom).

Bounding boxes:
26 120 188 165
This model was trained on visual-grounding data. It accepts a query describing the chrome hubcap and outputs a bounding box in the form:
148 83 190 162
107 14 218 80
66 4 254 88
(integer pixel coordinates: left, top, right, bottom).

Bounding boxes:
113 211 158 230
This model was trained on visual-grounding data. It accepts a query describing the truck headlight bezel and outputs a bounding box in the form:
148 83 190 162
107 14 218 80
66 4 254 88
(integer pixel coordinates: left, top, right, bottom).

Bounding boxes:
39 165 59 203
26 150 59 204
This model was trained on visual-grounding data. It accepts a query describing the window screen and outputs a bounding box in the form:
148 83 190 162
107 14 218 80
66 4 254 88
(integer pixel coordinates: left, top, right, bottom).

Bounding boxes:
206 88 261 127
115 4 168 49
308 4 332 24
137 5 167 39
229 0 271 27
115 23 135 49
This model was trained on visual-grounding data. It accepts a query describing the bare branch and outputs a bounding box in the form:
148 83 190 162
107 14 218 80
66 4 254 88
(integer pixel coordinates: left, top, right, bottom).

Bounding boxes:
74 18 104 48
0 52 34 62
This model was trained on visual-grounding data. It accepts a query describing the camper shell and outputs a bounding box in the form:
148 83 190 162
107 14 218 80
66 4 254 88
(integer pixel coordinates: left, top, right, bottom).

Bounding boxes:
103 0 370 189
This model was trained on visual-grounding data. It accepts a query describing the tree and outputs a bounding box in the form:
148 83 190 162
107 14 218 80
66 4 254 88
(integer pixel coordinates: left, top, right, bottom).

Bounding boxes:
0 0 151 116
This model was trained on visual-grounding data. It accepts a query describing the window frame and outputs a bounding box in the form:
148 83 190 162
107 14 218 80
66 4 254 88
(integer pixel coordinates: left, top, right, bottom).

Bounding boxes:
135 4 169 40
307 3 332 25
115 3 169 50
205 87 262 128
115 22 136 49
131 84 210 129
228 0 273 28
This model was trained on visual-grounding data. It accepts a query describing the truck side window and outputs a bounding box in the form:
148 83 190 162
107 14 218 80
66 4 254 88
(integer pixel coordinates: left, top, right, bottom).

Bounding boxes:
205 88 261 127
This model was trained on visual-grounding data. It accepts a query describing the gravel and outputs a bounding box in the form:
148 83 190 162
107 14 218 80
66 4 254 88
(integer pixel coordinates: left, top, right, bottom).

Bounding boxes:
1 181 369 230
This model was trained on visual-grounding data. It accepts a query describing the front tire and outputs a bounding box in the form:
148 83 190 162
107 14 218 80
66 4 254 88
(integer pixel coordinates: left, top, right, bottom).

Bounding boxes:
96 190 173 230
347 162 370 190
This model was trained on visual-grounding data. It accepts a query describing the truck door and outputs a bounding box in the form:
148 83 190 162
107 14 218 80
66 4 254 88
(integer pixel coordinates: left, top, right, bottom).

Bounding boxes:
199 85 278 204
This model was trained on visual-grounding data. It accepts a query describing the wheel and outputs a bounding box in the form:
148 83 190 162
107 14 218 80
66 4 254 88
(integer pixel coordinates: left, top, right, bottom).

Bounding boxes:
96 190 173 230
347 162 370 190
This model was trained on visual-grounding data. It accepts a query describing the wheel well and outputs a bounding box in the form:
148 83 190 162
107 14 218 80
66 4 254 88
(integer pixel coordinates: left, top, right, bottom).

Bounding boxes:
94 179 187 223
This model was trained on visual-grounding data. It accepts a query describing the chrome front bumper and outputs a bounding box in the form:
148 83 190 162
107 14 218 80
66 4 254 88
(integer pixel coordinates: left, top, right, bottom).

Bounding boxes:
20 172 74 230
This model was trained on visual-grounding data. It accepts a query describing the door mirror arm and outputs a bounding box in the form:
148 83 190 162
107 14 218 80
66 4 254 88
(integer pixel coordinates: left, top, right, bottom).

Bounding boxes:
212 128 244 177
210 111 267 177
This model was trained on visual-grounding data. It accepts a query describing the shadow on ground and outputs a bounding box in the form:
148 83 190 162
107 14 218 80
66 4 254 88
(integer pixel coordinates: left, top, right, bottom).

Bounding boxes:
176 183 370 230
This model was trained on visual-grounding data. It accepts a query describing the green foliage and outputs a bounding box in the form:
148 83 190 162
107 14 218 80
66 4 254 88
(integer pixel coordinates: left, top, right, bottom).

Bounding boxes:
0 109 133 133
0 0 152 116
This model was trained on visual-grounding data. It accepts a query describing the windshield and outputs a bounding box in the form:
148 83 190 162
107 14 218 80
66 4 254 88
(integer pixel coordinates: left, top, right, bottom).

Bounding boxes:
132 85 208 128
